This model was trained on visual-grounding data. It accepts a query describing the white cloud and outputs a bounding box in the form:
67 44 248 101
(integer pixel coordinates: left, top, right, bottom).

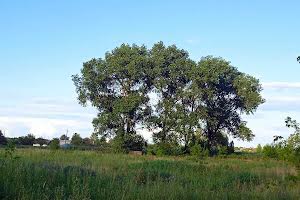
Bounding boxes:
262 82 300 89
0 97 95 139
0 116 93 139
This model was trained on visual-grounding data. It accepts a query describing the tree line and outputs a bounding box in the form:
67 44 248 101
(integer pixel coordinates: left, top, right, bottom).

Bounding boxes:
72 42 264 155
0 131 93 148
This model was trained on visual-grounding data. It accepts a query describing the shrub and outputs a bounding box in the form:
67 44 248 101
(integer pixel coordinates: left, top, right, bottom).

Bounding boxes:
190 145 209 158
111 134 147 153
262 145 278 158
256 144 262 153
49 138 60 150
156 143 183 156
5 141 17 159
218 146 228 155
146 143 183 156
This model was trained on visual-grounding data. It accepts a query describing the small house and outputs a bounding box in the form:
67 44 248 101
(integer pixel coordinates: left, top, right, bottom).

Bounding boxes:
33 144 40 147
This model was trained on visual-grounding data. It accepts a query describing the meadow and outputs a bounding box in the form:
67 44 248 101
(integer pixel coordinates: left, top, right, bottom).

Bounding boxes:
0 149 299 200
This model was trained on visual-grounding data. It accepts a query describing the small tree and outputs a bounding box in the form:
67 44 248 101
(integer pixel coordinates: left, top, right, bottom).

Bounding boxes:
5 140 17 159
256 144 262 153
60 134 69 140
112 134 146 153
71 133 83 146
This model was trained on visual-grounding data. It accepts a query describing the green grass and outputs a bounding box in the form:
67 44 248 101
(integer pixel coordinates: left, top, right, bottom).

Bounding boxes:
0 149 299 199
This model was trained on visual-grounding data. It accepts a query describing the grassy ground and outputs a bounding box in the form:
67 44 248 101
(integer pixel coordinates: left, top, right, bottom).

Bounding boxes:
0 149 299 200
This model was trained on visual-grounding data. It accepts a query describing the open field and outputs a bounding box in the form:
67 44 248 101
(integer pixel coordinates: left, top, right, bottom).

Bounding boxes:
0 149 299 200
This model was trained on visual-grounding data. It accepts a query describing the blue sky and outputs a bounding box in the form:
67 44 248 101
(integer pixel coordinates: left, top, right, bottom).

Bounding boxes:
0 0 299 146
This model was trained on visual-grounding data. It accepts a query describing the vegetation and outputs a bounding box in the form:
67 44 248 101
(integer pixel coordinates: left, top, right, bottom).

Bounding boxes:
71 133 83 146
49 138 60 150
1 43 297 199
0 149 299 200
262 117 300 167
72 42 264 154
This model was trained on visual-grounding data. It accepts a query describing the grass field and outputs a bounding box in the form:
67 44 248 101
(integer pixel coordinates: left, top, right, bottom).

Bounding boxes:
0 149 299 200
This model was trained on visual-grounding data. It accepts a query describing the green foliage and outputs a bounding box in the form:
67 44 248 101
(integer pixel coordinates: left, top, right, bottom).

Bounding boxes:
190 144 209 157
195 57 264 151
261 117 300 166
72 44 153 141
147 143 183 156
72 42 264 155
256 144 262 153
262 145 278 158
71 133 83 146
149 42 196 146
17 134 35 145
111 134 146 153
0 149 299 199
49 138 60 150
4 141 17 159
218 146 229 155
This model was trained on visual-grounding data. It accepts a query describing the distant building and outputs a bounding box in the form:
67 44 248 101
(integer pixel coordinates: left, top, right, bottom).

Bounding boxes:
33 144 40 147
42 144 48 147
59 139 71 148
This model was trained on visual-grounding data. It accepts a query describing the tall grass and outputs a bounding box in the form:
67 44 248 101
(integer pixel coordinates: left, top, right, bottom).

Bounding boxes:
0 149 299 199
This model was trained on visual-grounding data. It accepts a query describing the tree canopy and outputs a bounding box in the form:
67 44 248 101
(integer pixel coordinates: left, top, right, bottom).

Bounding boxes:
71 133 83 146
73 42 264 153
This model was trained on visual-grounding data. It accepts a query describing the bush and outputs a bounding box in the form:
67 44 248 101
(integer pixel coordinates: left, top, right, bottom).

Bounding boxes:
190 145 209 158
49 138 60 150
262 145 278 158
147 143 183 156
111 134 147 153
156 143 183 156
256 144 262 153
218 146 228 155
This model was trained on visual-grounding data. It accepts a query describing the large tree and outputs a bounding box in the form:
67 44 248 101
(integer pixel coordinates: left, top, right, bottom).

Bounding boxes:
149 42 196 145
73 43 264 154
194 56 264 151
72 44 154 141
